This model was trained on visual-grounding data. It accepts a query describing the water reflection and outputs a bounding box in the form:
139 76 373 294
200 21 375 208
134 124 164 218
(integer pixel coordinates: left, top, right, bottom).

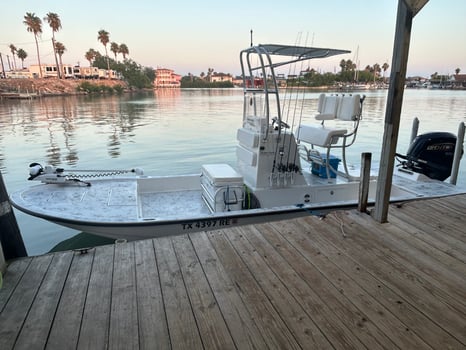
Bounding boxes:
0 93 159 170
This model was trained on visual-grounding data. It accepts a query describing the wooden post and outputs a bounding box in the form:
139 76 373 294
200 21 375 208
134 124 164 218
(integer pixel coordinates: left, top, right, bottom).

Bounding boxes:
0 239 6 275
373 0 428 223
0 53 6 78
450 122 465 185
0 172 27 260
358 153 372 212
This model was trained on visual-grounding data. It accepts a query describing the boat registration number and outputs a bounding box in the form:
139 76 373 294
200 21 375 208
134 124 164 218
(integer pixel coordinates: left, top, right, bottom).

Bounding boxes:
181 218 235 230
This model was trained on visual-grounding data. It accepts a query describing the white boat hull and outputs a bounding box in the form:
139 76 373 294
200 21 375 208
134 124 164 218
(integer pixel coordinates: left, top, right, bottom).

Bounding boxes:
10 169 466 240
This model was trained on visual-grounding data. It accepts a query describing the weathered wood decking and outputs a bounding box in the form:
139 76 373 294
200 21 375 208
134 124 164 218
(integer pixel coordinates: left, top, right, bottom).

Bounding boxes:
1 195 465 349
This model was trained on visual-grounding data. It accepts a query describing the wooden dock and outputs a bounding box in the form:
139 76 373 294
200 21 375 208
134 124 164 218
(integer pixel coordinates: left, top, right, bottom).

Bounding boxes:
1 194 465 349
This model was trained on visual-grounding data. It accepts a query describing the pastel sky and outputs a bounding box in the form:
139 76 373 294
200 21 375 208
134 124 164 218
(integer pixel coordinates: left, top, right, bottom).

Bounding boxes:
1 0 465 77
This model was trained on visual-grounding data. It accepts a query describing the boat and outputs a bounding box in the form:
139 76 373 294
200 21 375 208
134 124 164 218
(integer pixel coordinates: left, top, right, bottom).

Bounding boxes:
9 43 466 241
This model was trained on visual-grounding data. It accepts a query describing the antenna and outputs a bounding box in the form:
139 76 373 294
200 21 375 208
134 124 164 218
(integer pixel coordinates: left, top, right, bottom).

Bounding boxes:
250 29 253 47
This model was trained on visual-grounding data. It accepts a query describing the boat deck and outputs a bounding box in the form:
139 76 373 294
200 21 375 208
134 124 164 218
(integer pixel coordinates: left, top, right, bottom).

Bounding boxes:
1 194 465 349
139 190 210 219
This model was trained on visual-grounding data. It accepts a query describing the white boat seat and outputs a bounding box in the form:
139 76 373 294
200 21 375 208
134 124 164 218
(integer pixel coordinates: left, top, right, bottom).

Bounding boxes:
297 93 365 178
315 94 341 120
297 124 347 147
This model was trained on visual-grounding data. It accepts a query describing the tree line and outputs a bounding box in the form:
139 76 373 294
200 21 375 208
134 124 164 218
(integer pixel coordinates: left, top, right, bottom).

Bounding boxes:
7 12 153 88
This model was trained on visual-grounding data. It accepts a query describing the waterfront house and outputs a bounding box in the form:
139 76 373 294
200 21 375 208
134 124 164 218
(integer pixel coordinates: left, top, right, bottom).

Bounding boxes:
452 74 466 88
154 68 181 88
210 72 233 83
5 69 33 79
28 64 76 79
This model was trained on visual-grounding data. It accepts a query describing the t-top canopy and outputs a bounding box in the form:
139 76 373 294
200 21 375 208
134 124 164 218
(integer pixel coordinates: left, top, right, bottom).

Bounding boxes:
244 44 351 60
241 44 351 70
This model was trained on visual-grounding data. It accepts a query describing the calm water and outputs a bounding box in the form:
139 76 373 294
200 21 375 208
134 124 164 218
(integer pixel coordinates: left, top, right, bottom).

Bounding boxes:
1 88 465 255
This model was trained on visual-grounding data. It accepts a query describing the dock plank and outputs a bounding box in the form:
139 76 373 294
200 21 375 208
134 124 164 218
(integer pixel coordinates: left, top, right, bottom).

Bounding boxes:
46 251 94 350
172 235 237 349
243 223 384 350
14 252 73 350
301 211 466 349
438 193 466 208
77 244 114 350
109 241 139 350
348 210 466 304
0 254 53 350
134 239 170 350
0 258 31 312
225 226 334 349
257 221 394 349
190 232 269 349
392 201 466 251
273 217 433 350
207 229 303 349
154 236 203 349
388 208 466 264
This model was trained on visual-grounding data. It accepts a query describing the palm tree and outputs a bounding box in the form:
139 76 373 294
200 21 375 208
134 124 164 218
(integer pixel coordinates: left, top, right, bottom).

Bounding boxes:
339 59 347 72
119 43 129 60
85 48 97 67
9 44 17 70
23 12 43 77
110 42 119 61
110 41 120 61
97 29 110 74
455 68 461 75
373 63 381 83
44 12 62 78
54 41 66 76
207 67 214 82
17 49 27 68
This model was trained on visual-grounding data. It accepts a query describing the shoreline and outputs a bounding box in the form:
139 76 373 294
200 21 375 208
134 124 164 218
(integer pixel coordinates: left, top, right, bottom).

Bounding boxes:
0 78 128 99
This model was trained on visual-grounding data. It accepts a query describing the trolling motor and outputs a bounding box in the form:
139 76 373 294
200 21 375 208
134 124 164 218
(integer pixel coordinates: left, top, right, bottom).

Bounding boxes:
28 163 70 183
28 163 144 185
396 132 461 181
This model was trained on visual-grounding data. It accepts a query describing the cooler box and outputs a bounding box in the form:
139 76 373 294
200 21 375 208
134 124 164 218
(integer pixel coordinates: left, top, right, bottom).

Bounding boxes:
311 154 340 178
201 164 244 212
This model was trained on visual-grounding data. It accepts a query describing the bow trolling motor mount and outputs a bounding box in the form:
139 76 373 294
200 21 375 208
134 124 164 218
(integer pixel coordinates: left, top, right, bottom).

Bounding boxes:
27 162 144 185
396 132 460 181
28 163 76 184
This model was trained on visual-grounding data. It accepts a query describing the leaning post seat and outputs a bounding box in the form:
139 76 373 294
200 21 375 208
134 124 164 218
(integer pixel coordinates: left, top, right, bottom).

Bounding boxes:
296 93 364 179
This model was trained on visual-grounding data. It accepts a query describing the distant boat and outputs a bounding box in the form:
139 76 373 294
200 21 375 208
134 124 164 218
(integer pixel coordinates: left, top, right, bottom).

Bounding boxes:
10 43 466 240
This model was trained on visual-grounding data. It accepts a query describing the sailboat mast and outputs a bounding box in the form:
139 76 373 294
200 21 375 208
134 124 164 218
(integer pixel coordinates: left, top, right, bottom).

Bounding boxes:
353 45 359 82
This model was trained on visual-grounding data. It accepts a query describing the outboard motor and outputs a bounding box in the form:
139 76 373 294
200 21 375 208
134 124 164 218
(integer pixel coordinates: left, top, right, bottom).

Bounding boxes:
396 132 459 181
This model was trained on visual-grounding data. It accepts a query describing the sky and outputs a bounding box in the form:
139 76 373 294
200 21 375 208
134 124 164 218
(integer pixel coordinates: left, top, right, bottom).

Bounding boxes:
1 0 465 78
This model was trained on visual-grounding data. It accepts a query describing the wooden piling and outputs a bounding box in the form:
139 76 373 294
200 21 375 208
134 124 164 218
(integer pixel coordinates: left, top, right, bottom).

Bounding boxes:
0 172 27 260
0 239 5 274
450 122 465 185
373 0 415 223
358 153 371 212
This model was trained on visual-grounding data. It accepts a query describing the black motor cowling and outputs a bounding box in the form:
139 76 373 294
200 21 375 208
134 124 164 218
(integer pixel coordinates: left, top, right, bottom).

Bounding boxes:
396 132 459 181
